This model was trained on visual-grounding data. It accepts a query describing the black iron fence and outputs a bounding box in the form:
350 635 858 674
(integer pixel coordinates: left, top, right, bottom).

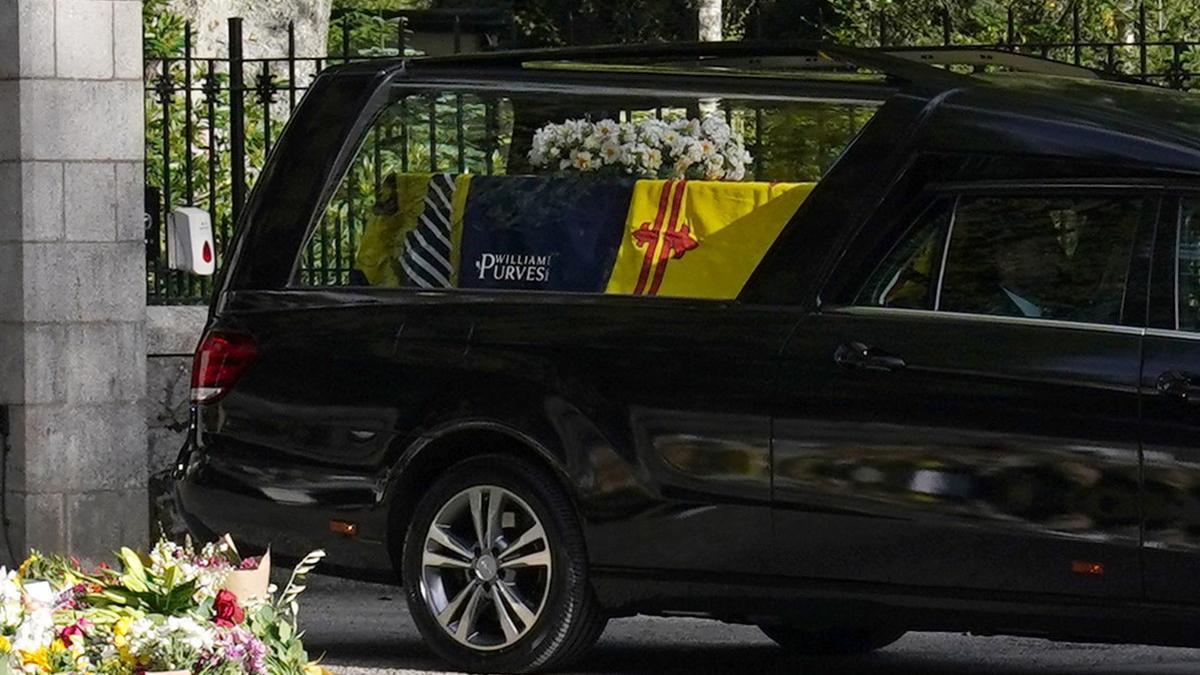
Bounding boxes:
144 9 1200 304
145 14 435 303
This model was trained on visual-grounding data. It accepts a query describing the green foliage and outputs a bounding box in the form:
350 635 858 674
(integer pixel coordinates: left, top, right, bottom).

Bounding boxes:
334 0 430 10
88 548 200 615
509 0 698 46
819 0 1200 46
328 11 425 58
753 103 878 182
143 0 187 60
18 551 104 587
245 604 312 675
815 0 1200 84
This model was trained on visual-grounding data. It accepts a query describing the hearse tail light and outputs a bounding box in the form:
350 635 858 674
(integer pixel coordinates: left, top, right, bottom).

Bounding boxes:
191 331 258 403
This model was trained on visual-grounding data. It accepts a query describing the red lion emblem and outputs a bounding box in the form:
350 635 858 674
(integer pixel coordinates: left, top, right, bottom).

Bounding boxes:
630 180 700 296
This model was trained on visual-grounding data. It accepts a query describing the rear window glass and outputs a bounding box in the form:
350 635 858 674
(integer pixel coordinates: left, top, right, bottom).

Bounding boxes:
296 86 879 299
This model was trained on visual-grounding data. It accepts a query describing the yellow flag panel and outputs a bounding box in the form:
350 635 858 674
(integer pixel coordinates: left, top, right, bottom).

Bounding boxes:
605 179 816 299
353 172 435 287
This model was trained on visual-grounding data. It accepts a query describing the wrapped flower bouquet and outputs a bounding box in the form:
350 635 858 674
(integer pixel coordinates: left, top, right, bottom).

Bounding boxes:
0 537 327 675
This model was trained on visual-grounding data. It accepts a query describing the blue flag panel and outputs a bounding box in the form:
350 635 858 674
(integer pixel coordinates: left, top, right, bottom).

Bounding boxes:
458 176 635 293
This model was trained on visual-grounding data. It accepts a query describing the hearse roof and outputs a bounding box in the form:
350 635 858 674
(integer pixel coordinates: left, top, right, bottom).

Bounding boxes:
333 40 1122 89
321 40 1200 175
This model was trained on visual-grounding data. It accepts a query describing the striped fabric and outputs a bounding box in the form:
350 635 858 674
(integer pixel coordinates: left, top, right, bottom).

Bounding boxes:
400 173 456 288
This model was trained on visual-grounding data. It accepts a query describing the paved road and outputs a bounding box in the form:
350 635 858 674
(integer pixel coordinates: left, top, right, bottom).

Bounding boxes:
301 576 1200 674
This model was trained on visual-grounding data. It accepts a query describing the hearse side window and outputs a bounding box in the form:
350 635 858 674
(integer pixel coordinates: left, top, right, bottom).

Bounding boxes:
294 87 879 300
938 195 1147 325
1178 199 1200 332
855 201 952 310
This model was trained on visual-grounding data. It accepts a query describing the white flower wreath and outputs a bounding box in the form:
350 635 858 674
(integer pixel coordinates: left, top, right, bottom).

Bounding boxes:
529 114 752 180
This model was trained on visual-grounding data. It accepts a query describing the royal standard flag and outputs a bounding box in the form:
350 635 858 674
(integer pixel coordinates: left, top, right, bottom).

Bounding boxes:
604 179 816 299
456 175 635 293
353 172 434 287
353 173 472 287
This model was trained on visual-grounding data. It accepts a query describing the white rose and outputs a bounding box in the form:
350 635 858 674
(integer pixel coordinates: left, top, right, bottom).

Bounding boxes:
599 140 623 165
638 120 666 145
702 115 732 144
595 118 620 138
618 143 638 166
642 148 663 173
570 150 595 171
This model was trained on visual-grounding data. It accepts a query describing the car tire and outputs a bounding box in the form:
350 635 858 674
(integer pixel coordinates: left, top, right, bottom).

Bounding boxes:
402 454 607 673
758 623 905 655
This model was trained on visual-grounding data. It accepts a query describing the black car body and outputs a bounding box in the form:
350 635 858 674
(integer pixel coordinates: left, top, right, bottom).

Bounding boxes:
176 41 1200 670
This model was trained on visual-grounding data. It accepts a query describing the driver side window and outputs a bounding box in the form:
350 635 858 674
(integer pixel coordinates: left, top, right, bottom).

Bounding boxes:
940 195 1146 325
857 192 1151 327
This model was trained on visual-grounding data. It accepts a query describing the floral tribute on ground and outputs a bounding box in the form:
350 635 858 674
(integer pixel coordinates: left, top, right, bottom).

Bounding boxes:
0 537 328 675
528 115 753 180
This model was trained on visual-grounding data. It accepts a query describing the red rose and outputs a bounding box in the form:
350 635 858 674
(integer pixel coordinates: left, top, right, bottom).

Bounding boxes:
59 623 85 646
213 589 246 627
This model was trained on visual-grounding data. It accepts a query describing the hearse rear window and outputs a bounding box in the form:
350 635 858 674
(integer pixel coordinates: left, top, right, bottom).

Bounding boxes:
294 87 878 299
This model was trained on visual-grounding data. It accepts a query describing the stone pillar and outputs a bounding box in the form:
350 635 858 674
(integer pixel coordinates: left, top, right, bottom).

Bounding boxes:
0 0 149 562
146 305 207 539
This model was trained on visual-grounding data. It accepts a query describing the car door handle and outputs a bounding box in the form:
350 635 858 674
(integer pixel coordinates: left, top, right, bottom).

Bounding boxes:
1157 370 1200 403
834 341 907 372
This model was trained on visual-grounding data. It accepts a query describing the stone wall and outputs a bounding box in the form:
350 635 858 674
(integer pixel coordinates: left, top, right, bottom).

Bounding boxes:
0 0 149 563
146 305 208 538
166 0 332 60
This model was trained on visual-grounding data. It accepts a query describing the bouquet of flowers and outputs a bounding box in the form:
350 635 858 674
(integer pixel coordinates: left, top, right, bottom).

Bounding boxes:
528 114 752 180
0 537 328 675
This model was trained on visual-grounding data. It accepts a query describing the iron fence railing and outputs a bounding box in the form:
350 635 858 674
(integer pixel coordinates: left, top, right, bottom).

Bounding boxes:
144 10 1200 304
145 15 435 303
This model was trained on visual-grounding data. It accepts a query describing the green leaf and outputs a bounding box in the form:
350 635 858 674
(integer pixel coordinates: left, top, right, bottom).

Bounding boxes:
259 606 279 627
162 579 199 613
118 548 149 592
161 563 177 589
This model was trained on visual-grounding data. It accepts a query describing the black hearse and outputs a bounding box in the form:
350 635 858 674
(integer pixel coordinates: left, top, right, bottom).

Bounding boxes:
175 42 1200 672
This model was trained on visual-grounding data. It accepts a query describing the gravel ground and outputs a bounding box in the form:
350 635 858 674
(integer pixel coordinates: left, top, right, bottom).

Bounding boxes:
300 576 1200 674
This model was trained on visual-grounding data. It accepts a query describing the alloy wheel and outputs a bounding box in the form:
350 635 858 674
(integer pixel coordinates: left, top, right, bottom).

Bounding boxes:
419 485 553 651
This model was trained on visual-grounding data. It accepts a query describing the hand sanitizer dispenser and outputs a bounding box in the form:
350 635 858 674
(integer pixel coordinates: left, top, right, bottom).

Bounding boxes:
167 207 215 275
